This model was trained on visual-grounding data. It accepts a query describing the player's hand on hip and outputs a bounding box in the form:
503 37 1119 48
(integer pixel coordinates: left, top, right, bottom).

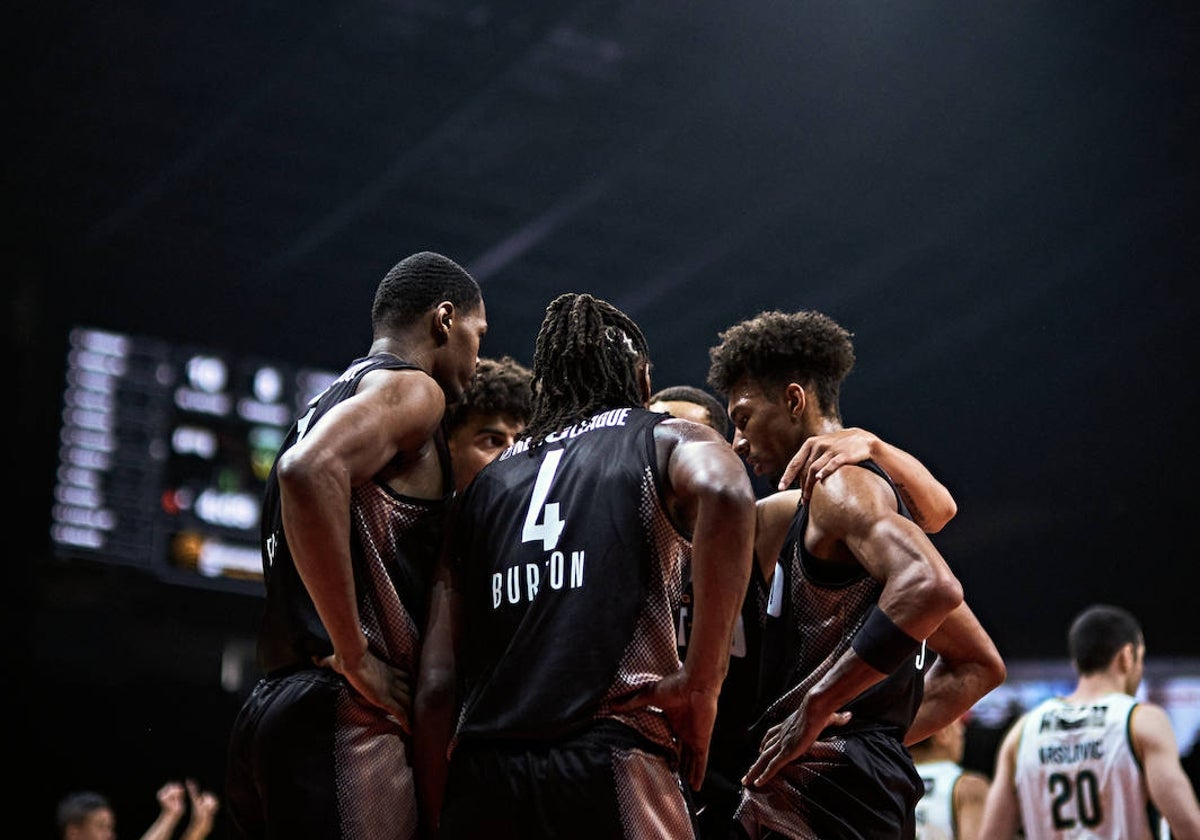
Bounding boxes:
315 649 413 734
742 706 852 788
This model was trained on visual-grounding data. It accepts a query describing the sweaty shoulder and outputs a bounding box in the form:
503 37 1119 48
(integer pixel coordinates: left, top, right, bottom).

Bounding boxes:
808 461 898 527
654 414 725 443
358 366 446 436
653 414 726 465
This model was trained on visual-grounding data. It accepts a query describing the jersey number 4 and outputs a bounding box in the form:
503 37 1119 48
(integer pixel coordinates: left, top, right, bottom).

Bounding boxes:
522 449 566 551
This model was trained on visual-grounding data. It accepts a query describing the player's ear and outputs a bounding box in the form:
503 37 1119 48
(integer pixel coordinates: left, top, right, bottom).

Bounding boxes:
784 382 806 418
433 302 455 344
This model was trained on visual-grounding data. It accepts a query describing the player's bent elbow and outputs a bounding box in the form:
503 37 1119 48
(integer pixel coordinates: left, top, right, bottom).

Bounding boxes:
276 446 330 493
981 647 1007 693
916 566 963 622
701 474 758 516
922 495 958 534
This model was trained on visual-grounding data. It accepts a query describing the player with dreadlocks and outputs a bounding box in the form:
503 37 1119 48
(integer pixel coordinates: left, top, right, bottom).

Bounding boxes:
520 293 652 442
415 293 757 838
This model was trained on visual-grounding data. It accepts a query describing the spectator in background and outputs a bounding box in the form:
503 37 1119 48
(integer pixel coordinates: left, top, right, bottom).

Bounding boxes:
443 355 533 492
57 780 219 840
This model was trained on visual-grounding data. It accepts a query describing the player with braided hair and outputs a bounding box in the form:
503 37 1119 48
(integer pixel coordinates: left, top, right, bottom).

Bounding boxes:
521 292 651 443
418 292 757 839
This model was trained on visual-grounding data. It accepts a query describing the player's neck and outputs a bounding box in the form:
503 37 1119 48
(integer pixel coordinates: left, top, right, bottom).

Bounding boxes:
369 335 429 370
1067 672 1128 703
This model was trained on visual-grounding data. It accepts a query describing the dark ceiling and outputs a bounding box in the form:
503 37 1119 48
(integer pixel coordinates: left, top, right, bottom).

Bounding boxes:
11 0 1199 672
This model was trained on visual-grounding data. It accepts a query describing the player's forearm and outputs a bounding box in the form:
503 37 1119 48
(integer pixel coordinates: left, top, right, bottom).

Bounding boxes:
1145 754 1200 839
866 438 957 533
280 468 368 659
905 604 1005 744
802 648 890 722
413 581 460 836
684 489 755 689
976 789 1021 840
413 675 457 836
138 812 184 840
905 658 997 745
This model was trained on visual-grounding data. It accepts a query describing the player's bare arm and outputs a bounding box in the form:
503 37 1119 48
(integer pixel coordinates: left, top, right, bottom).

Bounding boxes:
905 602 1005 745
977 716 1025 839
1134 703 1200 838
279 367 446 725
778 427 957 533
614 417 756 791
746 466 962 787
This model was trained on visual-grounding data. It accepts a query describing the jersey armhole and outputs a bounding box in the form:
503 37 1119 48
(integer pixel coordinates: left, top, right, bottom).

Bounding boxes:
1126 701 1145 773
644 412 692 541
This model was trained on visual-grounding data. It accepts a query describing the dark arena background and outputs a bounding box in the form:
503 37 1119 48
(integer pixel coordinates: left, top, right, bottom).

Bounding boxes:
11 1 1198 836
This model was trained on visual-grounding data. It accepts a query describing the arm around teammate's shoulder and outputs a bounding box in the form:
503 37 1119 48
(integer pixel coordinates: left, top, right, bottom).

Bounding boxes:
778 427 957 533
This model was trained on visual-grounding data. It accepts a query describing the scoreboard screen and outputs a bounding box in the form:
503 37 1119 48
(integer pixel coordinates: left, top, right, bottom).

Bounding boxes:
50 326 338 594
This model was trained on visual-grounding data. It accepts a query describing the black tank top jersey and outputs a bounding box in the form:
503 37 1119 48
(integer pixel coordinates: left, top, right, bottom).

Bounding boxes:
451 407 689 754
255 353 453 676
754 459 925 741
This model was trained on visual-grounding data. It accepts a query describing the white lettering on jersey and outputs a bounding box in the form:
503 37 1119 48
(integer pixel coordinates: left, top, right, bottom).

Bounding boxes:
491 550 586 608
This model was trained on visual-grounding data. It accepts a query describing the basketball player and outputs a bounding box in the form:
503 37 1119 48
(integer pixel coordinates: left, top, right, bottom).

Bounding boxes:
706 309 1006 839
910 715 989 840
225 251 487 840
443 354 532 492
649 384 730 438
978 604 1200 840
654 386 963 840
422 293 757 839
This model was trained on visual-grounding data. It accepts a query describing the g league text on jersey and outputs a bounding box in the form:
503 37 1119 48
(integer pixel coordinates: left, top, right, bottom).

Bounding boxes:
490 408 634 609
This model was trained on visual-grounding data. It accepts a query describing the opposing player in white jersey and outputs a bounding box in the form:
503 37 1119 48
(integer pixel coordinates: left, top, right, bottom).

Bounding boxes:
979 604 1200 840
910 714 989 840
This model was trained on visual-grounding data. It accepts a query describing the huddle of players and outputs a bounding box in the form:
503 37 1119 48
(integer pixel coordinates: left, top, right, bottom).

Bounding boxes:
226 252 1199 840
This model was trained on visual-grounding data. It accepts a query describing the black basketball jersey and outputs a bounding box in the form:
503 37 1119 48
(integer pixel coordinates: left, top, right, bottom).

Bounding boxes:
755 459 925 740
734 460 928 840
451 406 689 754
255 353 453 676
